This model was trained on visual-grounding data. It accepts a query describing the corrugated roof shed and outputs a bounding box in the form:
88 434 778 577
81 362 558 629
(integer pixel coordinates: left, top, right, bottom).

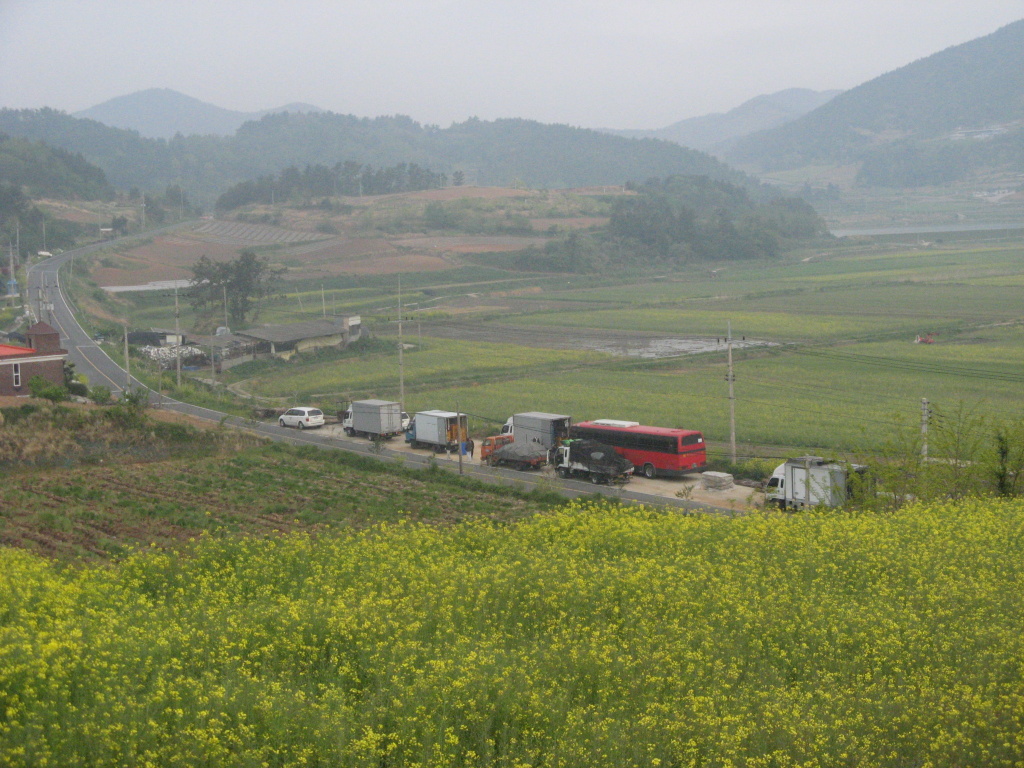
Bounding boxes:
236 317 354 344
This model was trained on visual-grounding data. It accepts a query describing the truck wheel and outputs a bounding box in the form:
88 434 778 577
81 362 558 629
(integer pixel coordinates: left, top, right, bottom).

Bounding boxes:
344 428 354 436
556 467 569 478
642 463 655 479
590 473 603 484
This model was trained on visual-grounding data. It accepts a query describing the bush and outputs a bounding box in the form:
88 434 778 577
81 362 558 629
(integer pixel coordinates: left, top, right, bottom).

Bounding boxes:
67 380 89 397
28 375 69 403
90 386 112 405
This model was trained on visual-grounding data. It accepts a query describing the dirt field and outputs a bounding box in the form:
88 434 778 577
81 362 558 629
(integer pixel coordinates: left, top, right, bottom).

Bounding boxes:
91 220 549 287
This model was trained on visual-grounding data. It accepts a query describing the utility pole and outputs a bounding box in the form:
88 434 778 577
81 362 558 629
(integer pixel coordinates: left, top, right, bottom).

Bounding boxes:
398 275 405 412
727 321 736 464
174 285 182 388
457 400 463 476
321 284 327 318
921 398 930 460
123 325 131 393
223 285 228 330
6 242 16 308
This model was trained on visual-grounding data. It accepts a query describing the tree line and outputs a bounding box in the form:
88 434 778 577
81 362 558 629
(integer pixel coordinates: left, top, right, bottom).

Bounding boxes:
215 162 447 211
486 175 828 273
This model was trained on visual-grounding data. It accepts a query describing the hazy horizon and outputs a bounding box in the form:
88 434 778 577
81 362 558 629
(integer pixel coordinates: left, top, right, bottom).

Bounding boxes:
1 1 1022 130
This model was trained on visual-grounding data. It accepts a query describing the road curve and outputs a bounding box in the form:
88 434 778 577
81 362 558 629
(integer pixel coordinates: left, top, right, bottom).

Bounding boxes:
24 239 737 515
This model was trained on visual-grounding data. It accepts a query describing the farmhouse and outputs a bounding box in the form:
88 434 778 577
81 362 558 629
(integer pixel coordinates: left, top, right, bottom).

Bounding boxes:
0 322 68 397
235 316 362 360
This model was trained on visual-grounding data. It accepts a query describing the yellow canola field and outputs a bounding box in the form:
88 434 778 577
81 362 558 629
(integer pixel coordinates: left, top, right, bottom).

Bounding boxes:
2 499 1024 767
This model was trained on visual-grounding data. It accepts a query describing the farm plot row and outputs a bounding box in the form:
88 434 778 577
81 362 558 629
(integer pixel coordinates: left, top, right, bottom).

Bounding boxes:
394 335 1024 453
543 244 1024 305
236 338 610 402
0 443 551 561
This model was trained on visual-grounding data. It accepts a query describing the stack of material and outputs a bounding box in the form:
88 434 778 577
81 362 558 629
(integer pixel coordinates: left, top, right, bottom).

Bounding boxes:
701 471 735 490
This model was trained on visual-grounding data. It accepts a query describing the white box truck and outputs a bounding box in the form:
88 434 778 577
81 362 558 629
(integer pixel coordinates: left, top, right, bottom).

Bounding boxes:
342 399 404 439
767 456 865 509
405 410 468 452
511 412 571 450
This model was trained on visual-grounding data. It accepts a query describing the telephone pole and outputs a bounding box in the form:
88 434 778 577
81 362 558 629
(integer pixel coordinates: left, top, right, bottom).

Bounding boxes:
174 285 182 388
123 325 131 393
921 398 930 460
727 321 736 464
398 275 405 412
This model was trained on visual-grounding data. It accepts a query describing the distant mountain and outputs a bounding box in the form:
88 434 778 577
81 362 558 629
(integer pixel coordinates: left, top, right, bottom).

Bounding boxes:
73 88 322 139
725 18 1024 183
603 88 841 154
0 108 753 204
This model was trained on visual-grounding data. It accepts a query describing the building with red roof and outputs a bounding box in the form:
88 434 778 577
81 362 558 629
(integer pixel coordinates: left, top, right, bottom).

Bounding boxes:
0 322 68 396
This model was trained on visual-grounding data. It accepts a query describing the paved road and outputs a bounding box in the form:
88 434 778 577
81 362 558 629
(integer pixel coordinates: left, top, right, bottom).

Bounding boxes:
25 240 737 515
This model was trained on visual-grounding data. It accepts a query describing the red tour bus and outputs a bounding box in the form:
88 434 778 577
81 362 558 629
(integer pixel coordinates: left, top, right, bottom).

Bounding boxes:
569 419 706 479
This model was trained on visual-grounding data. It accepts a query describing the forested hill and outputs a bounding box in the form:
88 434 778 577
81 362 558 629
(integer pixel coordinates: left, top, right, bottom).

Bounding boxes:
0 133 113 200
725 18 1024 176
0 108 750 204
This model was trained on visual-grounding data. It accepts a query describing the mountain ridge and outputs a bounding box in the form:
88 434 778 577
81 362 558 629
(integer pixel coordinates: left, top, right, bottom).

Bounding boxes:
724 18 1024 178
73 88 323 139
602 88 841 154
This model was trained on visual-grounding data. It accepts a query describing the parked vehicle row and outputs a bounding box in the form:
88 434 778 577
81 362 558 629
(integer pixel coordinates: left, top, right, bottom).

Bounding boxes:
289 400 708 484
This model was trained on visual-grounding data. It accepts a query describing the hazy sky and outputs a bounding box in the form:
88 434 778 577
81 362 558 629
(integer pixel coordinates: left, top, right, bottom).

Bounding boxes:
2 0 1023 129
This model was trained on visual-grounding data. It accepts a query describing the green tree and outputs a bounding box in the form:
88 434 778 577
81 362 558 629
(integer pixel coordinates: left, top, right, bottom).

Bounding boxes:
188 250 283 328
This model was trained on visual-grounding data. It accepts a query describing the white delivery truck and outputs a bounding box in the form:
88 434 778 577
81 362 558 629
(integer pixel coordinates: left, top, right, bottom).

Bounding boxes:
342 399 404 439
405 410 468 452
767 456 866 510
510 412 572 450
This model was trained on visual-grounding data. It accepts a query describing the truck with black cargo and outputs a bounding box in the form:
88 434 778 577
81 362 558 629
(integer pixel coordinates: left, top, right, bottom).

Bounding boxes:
485 441 549 471
480 433 515 461
553 439 634 484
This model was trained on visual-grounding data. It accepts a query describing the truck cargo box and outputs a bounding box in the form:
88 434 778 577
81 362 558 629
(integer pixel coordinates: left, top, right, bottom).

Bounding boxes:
407 410 468 450
512 412 571 449
346 399 403 438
